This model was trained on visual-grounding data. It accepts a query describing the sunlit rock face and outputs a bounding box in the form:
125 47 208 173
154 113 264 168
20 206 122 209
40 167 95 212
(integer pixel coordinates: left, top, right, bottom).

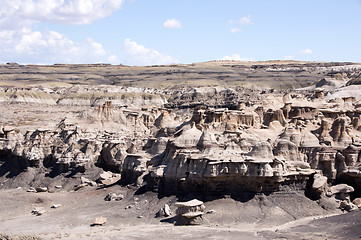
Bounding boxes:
1 61 361 198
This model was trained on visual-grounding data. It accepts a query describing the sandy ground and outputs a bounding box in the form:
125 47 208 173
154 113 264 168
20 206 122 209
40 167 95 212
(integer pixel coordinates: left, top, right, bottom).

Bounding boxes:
1 184 359 240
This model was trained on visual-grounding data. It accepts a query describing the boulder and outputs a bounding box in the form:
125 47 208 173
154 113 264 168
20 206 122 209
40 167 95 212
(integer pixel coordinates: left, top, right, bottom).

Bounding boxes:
92 216 107 226
156 203 172 218
73 183 88 191
104 192 124 201
31 207 46 216
327 184 354 196
312 174 328 193
35 187 48 193
352 198 361 208
81 177 97 186
99 171 121 185
27 187 37 193
164 204 171 217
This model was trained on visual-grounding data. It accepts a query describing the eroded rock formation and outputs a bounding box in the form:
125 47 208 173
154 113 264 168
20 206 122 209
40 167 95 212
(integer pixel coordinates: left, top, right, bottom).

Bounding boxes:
1 62 361 204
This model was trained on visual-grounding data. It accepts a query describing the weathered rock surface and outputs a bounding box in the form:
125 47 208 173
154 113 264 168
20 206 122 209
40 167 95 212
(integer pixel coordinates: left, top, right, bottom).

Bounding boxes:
155 203 172 218
104 192 124 201
1 61 361 206
31 207 46 216
92 216 107 226
175 199 206 225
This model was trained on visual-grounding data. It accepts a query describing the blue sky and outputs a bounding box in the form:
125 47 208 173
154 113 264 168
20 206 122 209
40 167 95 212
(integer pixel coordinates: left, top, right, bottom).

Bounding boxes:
0 0 361 65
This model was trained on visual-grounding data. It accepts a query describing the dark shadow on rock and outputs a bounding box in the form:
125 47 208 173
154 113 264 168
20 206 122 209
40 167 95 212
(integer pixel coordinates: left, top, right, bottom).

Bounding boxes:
336 173 361 199
156 185 258 203
160 216 176 224
304 173 322 200
230 191 256 203
43 155 57 168
96 179 122 190
45 164 65 178
0 150 28 178
134 185 148 195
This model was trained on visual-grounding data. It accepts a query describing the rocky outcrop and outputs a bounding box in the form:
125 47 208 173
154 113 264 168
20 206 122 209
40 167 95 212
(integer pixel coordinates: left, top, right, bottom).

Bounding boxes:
2 91 361 199
1 64 361 203
330 117 352 145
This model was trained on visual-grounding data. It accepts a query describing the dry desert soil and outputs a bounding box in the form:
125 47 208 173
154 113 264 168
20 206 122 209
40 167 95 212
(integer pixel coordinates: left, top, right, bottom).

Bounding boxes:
0 184 360 240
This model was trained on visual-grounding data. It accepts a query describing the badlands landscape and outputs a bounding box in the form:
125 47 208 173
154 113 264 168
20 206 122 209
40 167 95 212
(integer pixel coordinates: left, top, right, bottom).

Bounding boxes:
1 60 361 239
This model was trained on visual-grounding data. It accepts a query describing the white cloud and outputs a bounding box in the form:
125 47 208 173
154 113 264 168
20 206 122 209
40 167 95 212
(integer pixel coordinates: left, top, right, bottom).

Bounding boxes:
0 29 114 64
163 19 182 29
230 27 242 33
284 48 313 60
229 14 252 26
0 0 124 30
284 55 295 60
299 48 313 55
0 0 123 64
218 54 254 61
123 38 178 66
108 55 119 64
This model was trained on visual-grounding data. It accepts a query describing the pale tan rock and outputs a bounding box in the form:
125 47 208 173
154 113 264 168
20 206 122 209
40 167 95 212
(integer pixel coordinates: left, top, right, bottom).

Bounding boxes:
312 174 328 193
330 117 352 145
35 187 48 193
164 203 171 217
352 198 361 207
175 199 206 225
173 124 202 148
317 119 333 144
27 187 37 193
92 216 107 226
104 192 124 201
327 184 354 196
156 204 172 218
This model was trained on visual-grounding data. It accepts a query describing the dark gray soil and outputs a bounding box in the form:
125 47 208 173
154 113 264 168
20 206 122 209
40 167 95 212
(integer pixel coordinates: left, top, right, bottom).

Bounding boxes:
1 183 355 240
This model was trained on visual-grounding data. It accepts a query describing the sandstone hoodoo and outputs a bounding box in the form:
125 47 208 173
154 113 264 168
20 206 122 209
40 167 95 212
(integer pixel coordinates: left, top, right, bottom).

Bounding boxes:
1 63 361 197
175 199 206 225
1 61 361 239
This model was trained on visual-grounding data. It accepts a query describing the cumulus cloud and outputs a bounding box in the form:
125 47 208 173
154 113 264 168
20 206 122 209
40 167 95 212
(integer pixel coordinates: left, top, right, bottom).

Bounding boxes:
228 14 252 33
163 19 182 29
0 0 123 64
218 54 254 61
229 14 253 26
230 27 242 33
0 0 124 30
284 55 295 60
284 48 313 60
108 55 119 64
299 48 313 55
123 38 178 66
0 29 114 64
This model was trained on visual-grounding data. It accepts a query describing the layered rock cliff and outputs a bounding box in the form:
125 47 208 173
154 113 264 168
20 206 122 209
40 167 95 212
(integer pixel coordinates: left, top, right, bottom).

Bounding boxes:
1 61 361 200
